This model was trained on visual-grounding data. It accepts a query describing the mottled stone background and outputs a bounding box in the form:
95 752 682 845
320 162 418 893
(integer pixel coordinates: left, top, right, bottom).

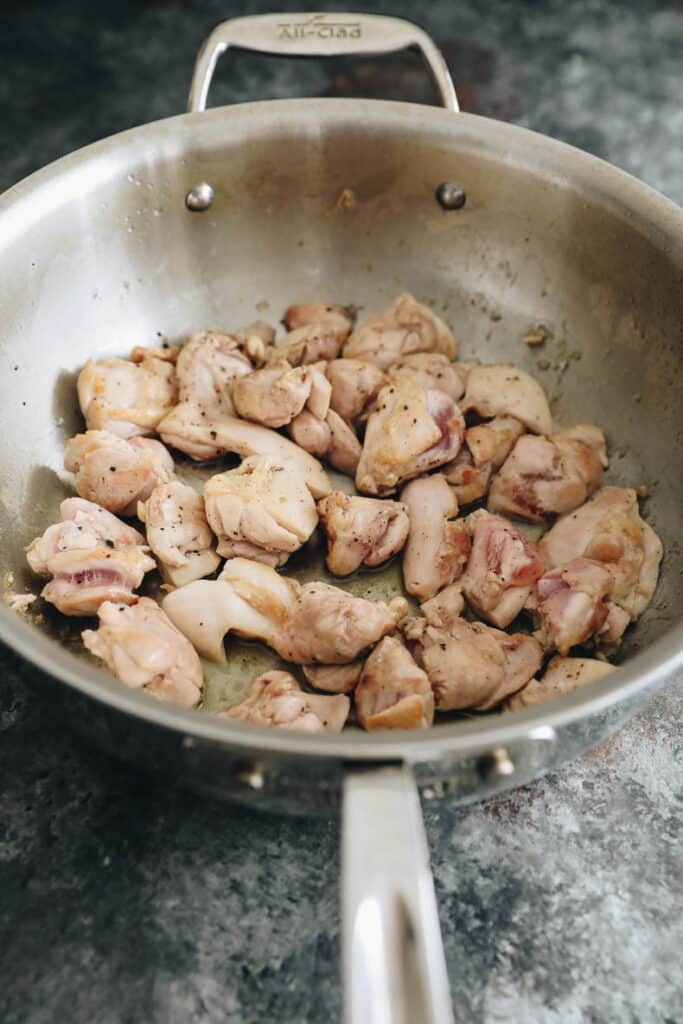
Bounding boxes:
1 2 681 1022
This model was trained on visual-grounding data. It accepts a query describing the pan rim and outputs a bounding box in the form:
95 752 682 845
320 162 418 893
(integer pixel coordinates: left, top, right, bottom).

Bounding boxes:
1 97 682 763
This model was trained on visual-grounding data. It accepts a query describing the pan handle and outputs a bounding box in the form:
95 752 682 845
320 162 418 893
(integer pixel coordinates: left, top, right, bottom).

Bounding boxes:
342 765 454 1024
188 13 458 113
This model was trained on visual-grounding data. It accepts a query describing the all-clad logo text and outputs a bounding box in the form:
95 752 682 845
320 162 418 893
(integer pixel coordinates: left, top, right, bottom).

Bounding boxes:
276 15 362 40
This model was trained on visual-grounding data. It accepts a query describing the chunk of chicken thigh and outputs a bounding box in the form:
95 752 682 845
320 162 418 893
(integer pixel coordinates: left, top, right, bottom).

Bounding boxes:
64 430 175 515
505 655 616 711
232 360 330 428
271 323 348 366
77 349 177 438
175 330 254 416
343 293 456 370
138 481 220 587
526 557 614 655
204 456 317 566
283 303 354 334
302 661 364 694
162 558 300 661
273 584 408 665
461 364 552 435
355 636 434 730
420 584 465 629
387 353 465 402
82 598 203 708
224 671 349 733
317 491 409 576
26 498 155 616
356 380 464 495
401 475 470 600
157 405 331 497
539 487 663 620
488 425 606 522
461 510 544 628
443 417 525 506
403 615 542 711
326 359 387 425
288 409 362 477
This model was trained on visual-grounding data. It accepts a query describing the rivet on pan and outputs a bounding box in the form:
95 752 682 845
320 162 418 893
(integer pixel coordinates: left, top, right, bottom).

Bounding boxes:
185 182 215 212
235 761 266 791
435 182 467 210
479 747 515 780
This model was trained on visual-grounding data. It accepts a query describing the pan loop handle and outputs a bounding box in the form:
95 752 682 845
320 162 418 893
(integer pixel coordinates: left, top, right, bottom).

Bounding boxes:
343 765 455 1024
188 12 458 113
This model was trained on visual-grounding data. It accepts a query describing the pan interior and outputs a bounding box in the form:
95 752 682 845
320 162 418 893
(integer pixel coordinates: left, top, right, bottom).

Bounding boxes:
0 100 681 724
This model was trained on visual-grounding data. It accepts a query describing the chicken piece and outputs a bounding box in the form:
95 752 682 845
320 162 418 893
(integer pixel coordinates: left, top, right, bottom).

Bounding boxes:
302 661 364 694
401 475 470 600
175 330 254 416
488 425 606 523
461 509 544 628
204 456 317 566
595 602 631 649
224 671 349 733
130 345 179 364
283 303 354 334
287 409 362 477
356 379 464 495
387 353 465 402
26 498 155 616
343 293 456 370
443 416 525 506
326 359 387 425
527 557 613 655
64 430 175 515
355 636 434 731
317 491 409 576
539 487 663 620
157 405 331 497
77 350 177 439
420 584 465 629
82 598 203 708
162 558 300 662
403 615 542 711
461 364 552 436
273 584 408 665
505 655 616 711
138 481 220 587
236 320 276 366
272 323 348 366
232 360 330 428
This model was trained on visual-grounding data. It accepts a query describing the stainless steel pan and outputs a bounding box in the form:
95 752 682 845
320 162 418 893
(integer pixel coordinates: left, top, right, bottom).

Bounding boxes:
1 13 682 1023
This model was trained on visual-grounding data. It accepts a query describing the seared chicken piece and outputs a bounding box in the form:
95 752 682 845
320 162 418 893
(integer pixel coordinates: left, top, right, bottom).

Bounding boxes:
596 602 631 649
162 557 300 662
488 425 606 522
64 430 175 515
401 475 470 600
272 323 348 366
461 364 552 436
157 405 331 497
355 636 434 730
403 615 542 711
232 360 330 428
420 584 465 629
317 491 410 576
539 487 663 620
461 510 544 628
302 661 364 694
175 330 253 416
138 481 220 587
443 417 525 506
204 456 317 566
273 584 408 665
505 655 616 711
224 670 349 733
82 597 203 708
77 349 177 439
326 359 387 425
387 353 465 402
283 303 354 334
356 379 464 495
26 498 154 616
343 293 456 370
288 409 362 477
527 557 613 655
